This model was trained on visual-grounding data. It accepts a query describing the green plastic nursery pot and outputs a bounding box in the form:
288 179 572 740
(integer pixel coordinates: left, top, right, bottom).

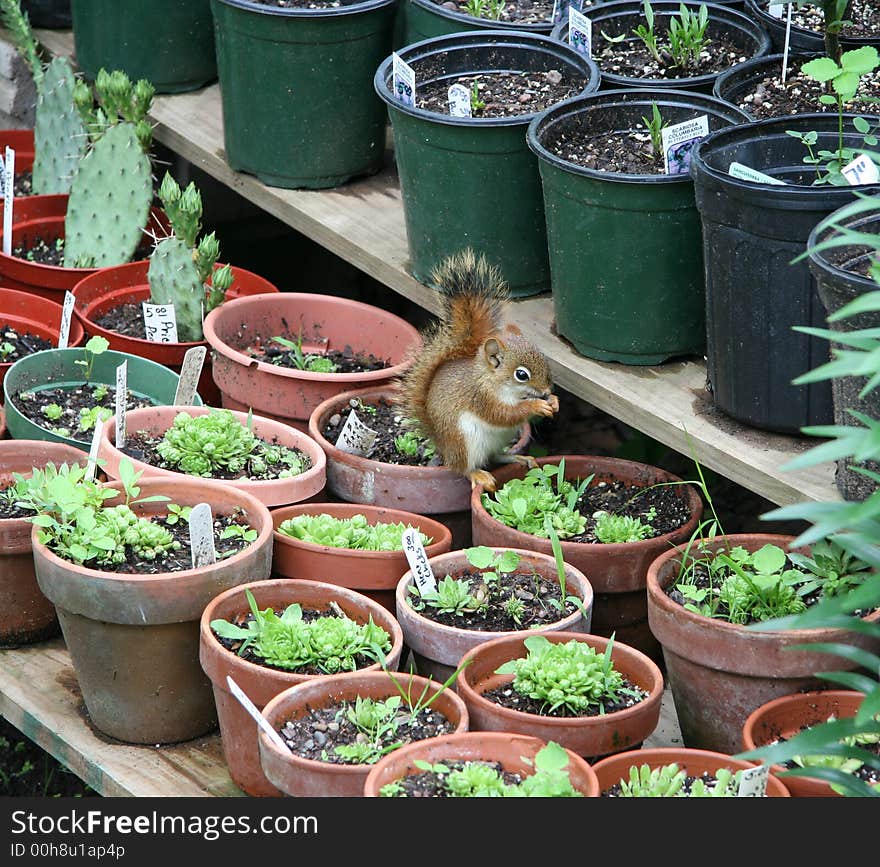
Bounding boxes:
70 0 217 94
402 0 557 44
528 89 750 364
2 347 203 450
375 30 600 298
211 0 397 190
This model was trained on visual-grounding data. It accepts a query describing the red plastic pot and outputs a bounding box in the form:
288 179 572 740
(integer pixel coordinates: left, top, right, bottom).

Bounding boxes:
0 285 85 390
71 260 279 406
0 129 35 174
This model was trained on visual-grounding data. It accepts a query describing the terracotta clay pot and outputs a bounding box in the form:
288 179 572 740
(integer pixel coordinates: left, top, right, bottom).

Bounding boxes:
259 669 469 798
0 404 6 438
363 731 601 796
97 405 327 509
32 476 274 744
471 455 703 661
271 501 453 614
396 547 594 682
742 690 865 798
0 286 85 390
647 533 880 755
0 439 86 646
309 386 532 549
202 292 421 433
71 260 279 406
455 631 664 760
199 578 405 797
0 196 169 301
591 747 791 797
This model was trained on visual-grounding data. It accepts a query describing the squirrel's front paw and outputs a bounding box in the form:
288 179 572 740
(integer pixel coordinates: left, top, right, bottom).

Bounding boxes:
547 394 559 413
531 398 556 418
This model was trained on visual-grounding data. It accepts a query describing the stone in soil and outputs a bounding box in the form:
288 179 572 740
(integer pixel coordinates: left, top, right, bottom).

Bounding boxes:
546 126 667 174
765 0 880 39
13 235 65 266
0 323 53 363
14 171 32 197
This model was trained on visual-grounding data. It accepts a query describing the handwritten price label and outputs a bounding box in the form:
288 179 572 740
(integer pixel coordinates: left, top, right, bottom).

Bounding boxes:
335 409 377 456
447 84 472 118
58 291 76 349
736 764 769 797
402 527 436 596
841 153 880 187
142 302 179 344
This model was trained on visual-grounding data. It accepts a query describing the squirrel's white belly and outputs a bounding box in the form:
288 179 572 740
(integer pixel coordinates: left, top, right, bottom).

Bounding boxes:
458 411 517 470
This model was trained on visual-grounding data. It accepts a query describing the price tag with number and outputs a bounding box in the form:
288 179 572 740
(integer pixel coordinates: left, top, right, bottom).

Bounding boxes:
335 409 377 456
392 53 416 108
447 84 472 118
736 764 769 797
841 153 880 186
402 527 436 595
142 302 179 344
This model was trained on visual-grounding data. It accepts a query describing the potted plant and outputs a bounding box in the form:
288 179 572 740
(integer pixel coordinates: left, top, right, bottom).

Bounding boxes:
454 630 664 760
199 578 405 796
363 733 600 796
309 386 531 548
527 88 749 364
396 544 594 681
25 459 275 744
374 29 600 298
203 294 420 433
3 341 203 449
741 690 875 796
271 502 454 613
0 439 85 646
258 667 470 797
471 455 703 660
70 0 216 94
96 406 327 509
552 0 771 93
402 0 563 44
0 285 84 390
591 746 791 795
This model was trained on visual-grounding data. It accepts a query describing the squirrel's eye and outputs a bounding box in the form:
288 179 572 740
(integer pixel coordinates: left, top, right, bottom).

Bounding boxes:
514 366 531 383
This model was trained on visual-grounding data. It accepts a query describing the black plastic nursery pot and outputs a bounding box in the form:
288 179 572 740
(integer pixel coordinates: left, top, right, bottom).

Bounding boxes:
375 30 600 298
807 200 880 502
528 89 750 365
550 0 771 93
70 0 217 94
212 0 397 190
402 0 557 44
690 113 880 434
22 0 70 28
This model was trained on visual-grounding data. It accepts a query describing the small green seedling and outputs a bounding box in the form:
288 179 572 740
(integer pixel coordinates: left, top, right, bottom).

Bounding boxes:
641 102 666 160
74 335 109 383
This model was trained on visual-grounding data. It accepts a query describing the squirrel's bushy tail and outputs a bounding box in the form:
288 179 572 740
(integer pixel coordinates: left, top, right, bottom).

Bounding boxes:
396 248 509 432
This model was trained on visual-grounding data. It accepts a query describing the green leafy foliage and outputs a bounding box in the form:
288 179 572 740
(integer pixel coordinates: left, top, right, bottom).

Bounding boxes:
269 332 338 373
73 335 109 383
641 102 666 160
633 0 711 71
616 763 741 797
593 508 656 543
393 429 436 461
463 0 505 20
277 512 431 552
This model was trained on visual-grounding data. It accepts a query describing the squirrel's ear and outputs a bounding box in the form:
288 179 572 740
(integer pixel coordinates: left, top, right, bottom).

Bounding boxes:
484 337 505 369
505 323 522 337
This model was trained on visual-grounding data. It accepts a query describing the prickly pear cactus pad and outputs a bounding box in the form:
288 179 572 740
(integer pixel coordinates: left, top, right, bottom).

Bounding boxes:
32 57 88 195
62 122 152 269
148 237 204 343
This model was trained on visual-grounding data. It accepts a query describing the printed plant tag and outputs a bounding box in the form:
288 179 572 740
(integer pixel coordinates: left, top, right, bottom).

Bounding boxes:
402 527 437 595
226 676 289 753
57 290 76 350
188 502 216 569
114 361 127 449
335 409 377 456
728 162 788 185
392 52 416 108
841 153 880 186
2 147 14 256
568 6 592 57
447 83 472 118
768 3 785 16
736 764 769 797
174 346 207 406
142 302 179 344
85 418 104 482
661 114 710 176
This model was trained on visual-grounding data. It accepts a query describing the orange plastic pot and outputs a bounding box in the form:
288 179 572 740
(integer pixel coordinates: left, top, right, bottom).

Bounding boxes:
32 476 274 744
0 286 85 390
259 670 469 798
271 501 453 613
71 260 279 406
741 690 865 798
0 438 86 646
363 731 601 796
455 631 664 760
471 455 703 661
202 292 421 433
97 405 327 509
199 578 405 797
591 747 791 796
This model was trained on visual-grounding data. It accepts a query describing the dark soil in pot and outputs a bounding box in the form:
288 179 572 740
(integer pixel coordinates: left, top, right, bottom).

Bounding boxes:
380 760 528 795
437 0 561 26
12 235 152 268
481 679 649 716
755 0 880 40
13 172 33 197
0 324 52 364
600 768 744 796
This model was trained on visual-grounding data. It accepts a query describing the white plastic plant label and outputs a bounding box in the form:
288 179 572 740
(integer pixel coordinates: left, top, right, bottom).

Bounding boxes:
402 527 436 595
661 114 710 175
2 146 14 256
392 53 416 108
447 84 472 118
728 162 788 185
57 290 76 350
768 3 784 17
568 6 592 58
142 302 179 344
335 409 377 456
841 153 880 186
226 676 289 753
174 345 207 406
736 764 769 797
188 502 216 569
114 361 127 449
85 418 104 482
